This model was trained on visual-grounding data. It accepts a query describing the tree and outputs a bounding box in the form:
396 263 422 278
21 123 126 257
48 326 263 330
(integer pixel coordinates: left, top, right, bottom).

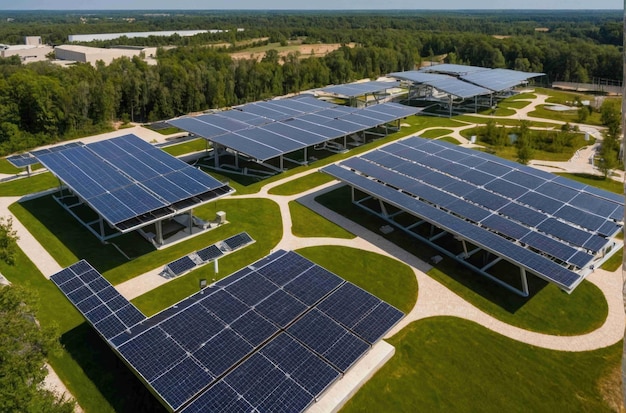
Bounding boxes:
0 285 74 413
0 217 18 265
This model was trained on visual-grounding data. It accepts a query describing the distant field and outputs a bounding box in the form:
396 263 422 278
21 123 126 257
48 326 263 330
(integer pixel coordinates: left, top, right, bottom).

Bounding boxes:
230 41 355 62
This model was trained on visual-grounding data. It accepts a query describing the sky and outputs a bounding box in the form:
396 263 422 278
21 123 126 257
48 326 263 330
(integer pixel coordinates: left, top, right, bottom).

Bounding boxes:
0 0 622 10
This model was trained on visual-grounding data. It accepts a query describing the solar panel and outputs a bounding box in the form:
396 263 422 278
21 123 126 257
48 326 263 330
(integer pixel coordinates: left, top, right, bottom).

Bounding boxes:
223 232 253 251
321 162 585 290
50 260 146 334
225 272 279 306
193 328 254 377
52 252 403 413
352 302 404 344
229 310 279 347
151 357 214 411
196 244 224 262
254 250 312 286
6 153 36 168
318 283 381 328
260 333 340 397
35 134 232 231
255 289 308 328
287 309 370 372
180 380 254 413
166 256 197 276
283 265 345 306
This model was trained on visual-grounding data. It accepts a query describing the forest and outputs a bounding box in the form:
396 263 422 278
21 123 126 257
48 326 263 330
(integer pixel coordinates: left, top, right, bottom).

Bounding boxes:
0 10 621 155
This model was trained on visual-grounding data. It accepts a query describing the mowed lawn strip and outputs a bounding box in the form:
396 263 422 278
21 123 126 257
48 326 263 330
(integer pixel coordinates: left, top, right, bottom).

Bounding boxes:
341 317 621 413
289 200 354 239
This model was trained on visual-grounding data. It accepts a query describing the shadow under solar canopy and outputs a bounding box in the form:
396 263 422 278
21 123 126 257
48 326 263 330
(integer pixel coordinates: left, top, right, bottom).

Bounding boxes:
50 250 404 413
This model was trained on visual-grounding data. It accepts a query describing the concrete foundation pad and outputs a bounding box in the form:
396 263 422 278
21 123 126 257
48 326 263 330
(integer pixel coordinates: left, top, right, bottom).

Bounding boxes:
307 340 395 413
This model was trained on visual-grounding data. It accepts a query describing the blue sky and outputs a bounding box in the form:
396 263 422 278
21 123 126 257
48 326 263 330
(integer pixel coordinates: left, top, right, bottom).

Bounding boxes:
0 0 622 10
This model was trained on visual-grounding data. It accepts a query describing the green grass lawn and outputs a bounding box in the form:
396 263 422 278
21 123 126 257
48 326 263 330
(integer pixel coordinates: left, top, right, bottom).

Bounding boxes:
296 246 417 313
420 128 454 139
527 105 604 126
316 185 607 335
0 173 58 196
601 248 623 272
0 158 24 174
268 171 335 196
341 317 621 413
437 136 461 145
10 196 282 285
454 115 559 128
499 99 531 109
161 138 208 156
289 200 354 239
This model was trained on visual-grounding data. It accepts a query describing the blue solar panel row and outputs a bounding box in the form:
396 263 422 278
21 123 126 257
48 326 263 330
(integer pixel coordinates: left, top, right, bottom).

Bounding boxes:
376 136 622 249
322 163 583 290
52 251 404 412
35 134 232 230
50 260 146 340
170 95 419 161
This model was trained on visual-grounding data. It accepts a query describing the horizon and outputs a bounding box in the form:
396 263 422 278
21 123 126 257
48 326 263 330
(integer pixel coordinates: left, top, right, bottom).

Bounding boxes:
1 0 621 11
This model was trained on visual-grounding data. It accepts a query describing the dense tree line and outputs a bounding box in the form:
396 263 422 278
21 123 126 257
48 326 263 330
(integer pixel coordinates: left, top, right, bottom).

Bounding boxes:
0 10 621 155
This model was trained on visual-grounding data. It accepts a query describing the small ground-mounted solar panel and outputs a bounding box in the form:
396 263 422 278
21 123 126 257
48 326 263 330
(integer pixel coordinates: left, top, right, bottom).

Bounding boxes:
166 256 197 277
196 244 223 262
6 153 36 168
52 251 404 413
222 231 254 251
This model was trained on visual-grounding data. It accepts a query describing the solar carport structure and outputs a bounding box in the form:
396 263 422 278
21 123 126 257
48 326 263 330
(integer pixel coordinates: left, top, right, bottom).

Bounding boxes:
318 80 402 106
390 65 544 117
322 137 623 295
51 251 403 412
34 134 234 245
169 96 420 174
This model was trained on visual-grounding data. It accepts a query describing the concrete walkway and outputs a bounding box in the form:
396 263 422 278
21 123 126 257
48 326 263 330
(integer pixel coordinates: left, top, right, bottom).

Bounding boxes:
1 96 623 407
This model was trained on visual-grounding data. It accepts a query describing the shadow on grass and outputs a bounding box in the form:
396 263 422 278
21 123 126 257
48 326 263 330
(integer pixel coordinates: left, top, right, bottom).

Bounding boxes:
316 185 547 314
18 195 154 272
61 323 167 413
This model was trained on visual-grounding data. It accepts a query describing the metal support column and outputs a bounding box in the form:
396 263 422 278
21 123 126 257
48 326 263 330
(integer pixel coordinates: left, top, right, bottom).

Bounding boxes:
461 239 469 259
99 217 105 239
188 210 193 234
156 220 164 246
214 144 219 168
520 267 529 296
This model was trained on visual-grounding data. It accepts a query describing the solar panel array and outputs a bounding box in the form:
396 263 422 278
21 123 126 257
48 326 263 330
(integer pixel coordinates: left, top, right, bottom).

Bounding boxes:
51 251 403 412
169 95 420 161
460 68 544 92
390 66 544 96
322 136 623 291
34 134 233 232
164 232 254 277
6 142 83 168
50 261 146 340
389 71 492 98
320 80 401 98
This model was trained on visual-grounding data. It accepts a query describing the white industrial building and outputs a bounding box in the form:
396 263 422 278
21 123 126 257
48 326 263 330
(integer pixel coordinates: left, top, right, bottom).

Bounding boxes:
54 45 158 66
68 29 217 43
0 36 52 63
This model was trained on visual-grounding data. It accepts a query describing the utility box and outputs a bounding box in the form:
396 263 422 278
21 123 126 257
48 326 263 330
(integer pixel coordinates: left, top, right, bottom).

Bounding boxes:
215 211 226 225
